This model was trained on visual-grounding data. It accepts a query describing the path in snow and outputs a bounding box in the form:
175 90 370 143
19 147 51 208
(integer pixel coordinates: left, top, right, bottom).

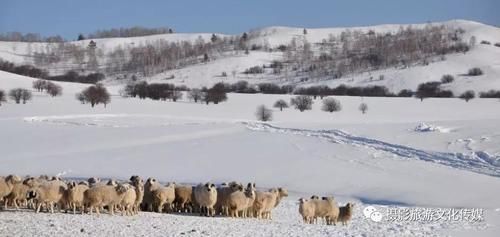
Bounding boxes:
245 122 500 178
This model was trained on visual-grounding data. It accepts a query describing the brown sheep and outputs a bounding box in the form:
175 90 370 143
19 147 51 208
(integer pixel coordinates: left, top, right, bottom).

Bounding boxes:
298 198 315 224
338 203 354 225
142 178 161 212
83 183 129 215
66 181 89 214
174 185 195 213
215 181 244 216
228 183 256 218
0 175 22 209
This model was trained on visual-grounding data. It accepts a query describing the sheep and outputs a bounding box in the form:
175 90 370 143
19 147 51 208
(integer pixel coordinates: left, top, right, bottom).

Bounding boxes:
119 183 137 216
152 182 176 213
338 203 354 226
215 181 244 216
83 183 129 215
0 175 22 210
26 180 66 213
4 178 30 210
66 181 89 214
253 187 288 219
174 185 195 213
310 196 339 225
194 182 217 217
227 183 256 218
298 198 315 224
128 176 144 215
142 178 161 212
87 177 101 187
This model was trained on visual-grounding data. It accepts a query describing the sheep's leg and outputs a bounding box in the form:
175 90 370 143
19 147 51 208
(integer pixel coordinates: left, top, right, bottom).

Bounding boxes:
49 202 54 214
14 199 20 210
35 202 42 213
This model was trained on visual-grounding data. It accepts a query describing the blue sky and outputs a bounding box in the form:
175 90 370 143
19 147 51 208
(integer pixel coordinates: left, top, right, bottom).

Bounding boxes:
0 0 498 40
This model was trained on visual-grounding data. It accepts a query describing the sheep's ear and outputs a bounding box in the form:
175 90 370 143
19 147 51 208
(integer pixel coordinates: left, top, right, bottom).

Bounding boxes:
210 184 216 188
253 183 256 188
204 183 209 188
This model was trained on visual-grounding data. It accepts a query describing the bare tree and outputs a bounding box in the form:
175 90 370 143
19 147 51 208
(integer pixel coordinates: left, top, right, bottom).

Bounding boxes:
0 90 6 106
187 89 203 103
32 79 48 92
290 95 313 112
273 99 289 111
459 90 475 102
80 84 111 107
255 105 273 121
46 82 63 97
321 98 342 112
359 103 368 114
9 88 32 104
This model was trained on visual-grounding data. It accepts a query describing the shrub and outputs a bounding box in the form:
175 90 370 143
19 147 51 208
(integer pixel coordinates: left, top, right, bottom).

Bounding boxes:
468 67 483 76
205 83 227 104
495 43 500 47
290 95 313 112
480 40 491 45
479 90 500 98
415 82 441 101
255 105 273 121
243 66 264 74
459 90 475 102
9 88 32 104
397 89 414 97
359 103 368 114
273 99 289 111
441 74 454 84
321 98 342 112
0 90 6 106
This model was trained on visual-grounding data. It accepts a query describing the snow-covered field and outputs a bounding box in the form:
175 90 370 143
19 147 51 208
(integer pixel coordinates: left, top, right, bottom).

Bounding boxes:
1 70 500 236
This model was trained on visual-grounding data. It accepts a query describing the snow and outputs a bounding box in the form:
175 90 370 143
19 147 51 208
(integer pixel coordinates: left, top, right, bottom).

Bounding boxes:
1 22 500 234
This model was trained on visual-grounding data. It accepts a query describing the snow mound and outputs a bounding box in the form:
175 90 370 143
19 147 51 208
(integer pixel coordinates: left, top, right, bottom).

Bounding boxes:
414 123 450 133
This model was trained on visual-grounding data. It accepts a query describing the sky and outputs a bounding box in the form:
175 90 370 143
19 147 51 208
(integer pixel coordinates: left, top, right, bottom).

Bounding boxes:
0 0 499 40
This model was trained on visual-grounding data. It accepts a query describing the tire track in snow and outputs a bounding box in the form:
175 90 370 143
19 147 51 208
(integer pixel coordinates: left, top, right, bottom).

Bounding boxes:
244 122 500 178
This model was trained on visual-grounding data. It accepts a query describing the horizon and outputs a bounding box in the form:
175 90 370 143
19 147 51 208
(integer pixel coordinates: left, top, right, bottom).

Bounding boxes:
1 0 499 40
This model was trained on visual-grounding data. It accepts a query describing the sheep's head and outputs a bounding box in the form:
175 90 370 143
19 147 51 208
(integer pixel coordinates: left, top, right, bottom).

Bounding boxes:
346 202 354 210
88 177 100 185
78 181 89 186
68 181 77 190
130 175 143 186
50 176 61 181
204 183 216 192
107 179 118 186
298 198 308 204
5 175 22 184
23 177 36 187
245 183 256 192
115 184 128 194
26 190 37 200
277 187 288 197
322 196 335 202
310 195 319 200
38 175 49 180
229 182 243 192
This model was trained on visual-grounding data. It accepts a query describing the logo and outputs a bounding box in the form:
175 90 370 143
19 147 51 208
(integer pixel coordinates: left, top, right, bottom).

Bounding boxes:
363 206 383 222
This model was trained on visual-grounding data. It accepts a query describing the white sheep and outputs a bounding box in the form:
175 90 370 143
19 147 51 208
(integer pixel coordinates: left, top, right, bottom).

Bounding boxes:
310 196 339 225
298 198 315 224
0 175 22 210
194 182 217 217
66 181 89 214
26 180 66 213
119 183 137 216
253 187 288 219
216 181 244 216
5 178 30 210
83 183 129 215
227 183 256 218
152 182 176 213
142 178 161 212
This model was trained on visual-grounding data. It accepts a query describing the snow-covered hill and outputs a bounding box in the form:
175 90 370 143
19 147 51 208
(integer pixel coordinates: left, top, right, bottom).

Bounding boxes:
1 20 499 94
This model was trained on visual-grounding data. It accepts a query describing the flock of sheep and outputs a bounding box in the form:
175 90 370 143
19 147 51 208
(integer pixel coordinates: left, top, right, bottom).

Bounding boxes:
0 174 353 226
